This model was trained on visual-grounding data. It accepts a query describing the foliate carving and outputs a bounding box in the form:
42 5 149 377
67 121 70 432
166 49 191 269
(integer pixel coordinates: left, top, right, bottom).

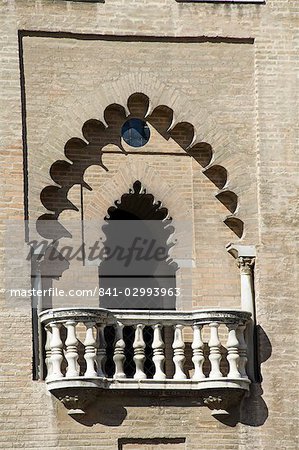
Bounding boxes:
237 257 255 275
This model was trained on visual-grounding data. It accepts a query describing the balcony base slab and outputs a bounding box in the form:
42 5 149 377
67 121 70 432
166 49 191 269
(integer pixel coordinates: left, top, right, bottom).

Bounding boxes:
47 378 250 416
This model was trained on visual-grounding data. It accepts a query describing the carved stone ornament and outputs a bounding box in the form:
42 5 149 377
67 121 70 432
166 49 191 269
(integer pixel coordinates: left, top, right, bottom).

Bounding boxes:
202 395 230 415
203 395 223 408
237 256 255 275
58 390 94 415
202 389 245 416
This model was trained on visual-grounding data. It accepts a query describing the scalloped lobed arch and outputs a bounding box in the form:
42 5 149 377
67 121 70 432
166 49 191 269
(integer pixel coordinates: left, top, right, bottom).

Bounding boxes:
37 93 244 241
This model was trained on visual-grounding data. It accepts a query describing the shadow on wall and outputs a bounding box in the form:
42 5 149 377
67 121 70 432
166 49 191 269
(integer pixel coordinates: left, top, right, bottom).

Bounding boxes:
216 325 272 427
64 325 271 429
240 325 272 427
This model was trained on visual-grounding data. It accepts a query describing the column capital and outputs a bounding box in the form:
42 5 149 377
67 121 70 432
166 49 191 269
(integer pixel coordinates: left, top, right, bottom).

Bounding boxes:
226 243 256 273
237 256 255 274
226 243 256 259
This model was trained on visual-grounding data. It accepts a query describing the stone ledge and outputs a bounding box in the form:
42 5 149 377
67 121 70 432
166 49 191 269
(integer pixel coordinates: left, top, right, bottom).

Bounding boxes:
46 376 251 392
48 382 249 415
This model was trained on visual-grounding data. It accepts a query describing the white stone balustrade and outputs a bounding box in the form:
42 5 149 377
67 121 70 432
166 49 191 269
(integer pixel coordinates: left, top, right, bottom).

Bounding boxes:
172 324 187 380
39 308 252 393
133 324 147 380
47 321 63 380
65 320 79 377
95 324 107 378
191 324 205 381
113 321 126 379
152 324 166 380
208 322 223 379
84 322 97 377
44 324 52 381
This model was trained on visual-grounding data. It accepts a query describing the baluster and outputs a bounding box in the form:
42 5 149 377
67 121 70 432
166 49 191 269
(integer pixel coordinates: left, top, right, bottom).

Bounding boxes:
65 320 79 377
113 321 126 379
48 322 63 379
133 324 146 380
172 324 186 380
208 322 222 379
191 324 205 380
152 324 166 380
96 324 107 378
84 322 97 377
236 324 248 379
226 323 241 378
45 324 52 380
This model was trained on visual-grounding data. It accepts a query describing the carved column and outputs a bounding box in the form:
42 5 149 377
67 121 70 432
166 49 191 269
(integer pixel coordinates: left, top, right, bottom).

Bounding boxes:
226 244 256 381
238 256 256 381
172 324 186 380
113 321 126 379
208 322 222 379
238 257 255 314
84 322 97 377
65 320 79 377
133 324 146 380
192 324 205 380
152 324 166 380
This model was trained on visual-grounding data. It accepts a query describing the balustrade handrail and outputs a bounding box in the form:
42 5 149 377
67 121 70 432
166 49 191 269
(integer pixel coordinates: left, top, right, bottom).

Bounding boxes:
39 307 251 326
38 307 253 414
39 305 253 413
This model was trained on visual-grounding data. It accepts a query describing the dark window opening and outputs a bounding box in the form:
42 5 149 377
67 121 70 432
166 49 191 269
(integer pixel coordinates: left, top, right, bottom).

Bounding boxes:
99 181 177 310
121 118 150 147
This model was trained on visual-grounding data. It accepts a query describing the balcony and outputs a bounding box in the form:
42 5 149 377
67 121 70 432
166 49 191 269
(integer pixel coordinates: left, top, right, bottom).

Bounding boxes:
39 308 252 415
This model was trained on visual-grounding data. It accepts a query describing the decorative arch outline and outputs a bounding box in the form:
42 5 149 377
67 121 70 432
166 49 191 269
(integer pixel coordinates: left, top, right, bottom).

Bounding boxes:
37 93 244 240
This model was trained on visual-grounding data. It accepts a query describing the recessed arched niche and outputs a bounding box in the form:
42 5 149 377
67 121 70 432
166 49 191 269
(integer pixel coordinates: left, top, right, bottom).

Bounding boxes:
99 180 178 310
